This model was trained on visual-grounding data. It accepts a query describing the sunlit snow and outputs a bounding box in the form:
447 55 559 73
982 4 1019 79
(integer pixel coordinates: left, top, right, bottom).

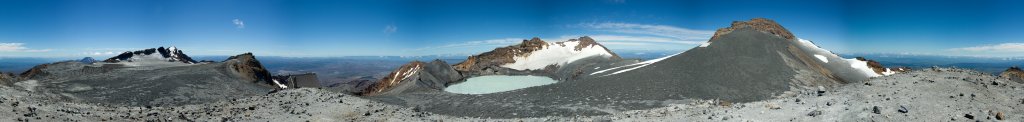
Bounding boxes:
501 40 614 70
813 54 829 63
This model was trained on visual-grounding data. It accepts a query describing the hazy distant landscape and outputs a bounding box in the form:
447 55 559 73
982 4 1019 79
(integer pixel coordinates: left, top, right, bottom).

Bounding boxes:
5 53 1019 78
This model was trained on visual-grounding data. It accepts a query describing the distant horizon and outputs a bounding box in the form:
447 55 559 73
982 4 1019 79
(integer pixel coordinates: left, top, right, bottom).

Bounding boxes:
2 0 1024 57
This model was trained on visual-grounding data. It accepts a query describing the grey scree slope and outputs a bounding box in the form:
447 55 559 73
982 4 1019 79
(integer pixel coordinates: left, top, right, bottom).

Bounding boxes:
366 28 847 118
21 61 274 107
3 68 1020 121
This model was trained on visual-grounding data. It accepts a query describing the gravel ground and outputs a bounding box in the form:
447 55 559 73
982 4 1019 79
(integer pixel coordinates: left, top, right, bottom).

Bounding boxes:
1 67 1021 121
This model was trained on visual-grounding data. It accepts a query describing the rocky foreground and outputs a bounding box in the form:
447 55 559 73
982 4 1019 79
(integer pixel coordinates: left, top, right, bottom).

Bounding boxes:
0 67 1021 121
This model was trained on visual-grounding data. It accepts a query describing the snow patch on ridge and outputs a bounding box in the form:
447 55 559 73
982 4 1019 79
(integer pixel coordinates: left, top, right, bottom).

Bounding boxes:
501 41 615 70
796 38 890 77
882 68 897 75
699 42 712 47
272 79 288 89
813 54 828 63
591 51 683 76
845 58 882 77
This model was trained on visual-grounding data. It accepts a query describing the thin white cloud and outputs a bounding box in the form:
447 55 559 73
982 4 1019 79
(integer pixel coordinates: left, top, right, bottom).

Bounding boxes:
568 35 705 45
84 51 117 56
949 43 1024 52
0 43 51 52
575 22 714 41
415 38 524 50
383 24 398 34
232 19 245 29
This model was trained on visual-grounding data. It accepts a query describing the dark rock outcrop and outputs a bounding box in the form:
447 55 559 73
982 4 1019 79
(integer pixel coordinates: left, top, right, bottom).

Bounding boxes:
224 53 276 88
19 63 48 79
1000 66 1024 82
0 72 14 85
363 61 426 96
710 18 795 41
362 60 463 96
103 46 198 64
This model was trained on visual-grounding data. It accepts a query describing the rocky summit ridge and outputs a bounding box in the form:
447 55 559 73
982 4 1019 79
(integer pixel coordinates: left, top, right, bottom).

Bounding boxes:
710 18 795 41
1000 66 1024 82
103 46 198 64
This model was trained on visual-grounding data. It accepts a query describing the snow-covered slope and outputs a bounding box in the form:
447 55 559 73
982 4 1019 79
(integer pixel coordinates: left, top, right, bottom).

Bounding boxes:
794 38 895 77
501 40 616 70
103 46 199 65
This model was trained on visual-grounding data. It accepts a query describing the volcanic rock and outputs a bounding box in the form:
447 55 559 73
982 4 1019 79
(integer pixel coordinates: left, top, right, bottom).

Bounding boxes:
0 72 14 86
224 53 277 88
1000 66 1024 83
362 60 463 96
18 63 48 79
710 18 795 41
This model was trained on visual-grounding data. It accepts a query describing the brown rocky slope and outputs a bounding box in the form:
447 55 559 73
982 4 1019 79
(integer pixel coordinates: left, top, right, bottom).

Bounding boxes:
1000 66 1024 82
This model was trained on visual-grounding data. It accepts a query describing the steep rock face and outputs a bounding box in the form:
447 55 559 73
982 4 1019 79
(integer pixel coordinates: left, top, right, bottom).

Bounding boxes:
362 60 463 96
223 53 278 88
103 46 198 64
452 36 621 76
1000 66 1024 82
19 63 49 79
363 61 425 96
710 18 795 41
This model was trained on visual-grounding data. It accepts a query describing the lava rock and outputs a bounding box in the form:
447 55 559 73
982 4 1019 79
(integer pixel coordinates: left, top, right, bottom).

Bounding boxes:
897 106 908 113
807 110 822 117
964 114 974 119
996 112 1005 120
872 106 881 114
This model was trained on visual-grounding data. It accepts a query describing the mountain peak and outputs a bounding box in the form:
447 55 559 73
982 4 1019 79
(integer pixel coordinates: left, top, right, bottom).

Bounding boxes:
103 46 198 64
710 18 795 41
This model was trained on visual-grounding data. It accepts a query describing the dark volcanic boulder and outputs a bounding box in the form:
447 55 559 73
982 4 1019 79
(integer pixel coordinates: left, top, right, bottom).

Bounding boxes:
1000 66 1024 83
223 53 277 88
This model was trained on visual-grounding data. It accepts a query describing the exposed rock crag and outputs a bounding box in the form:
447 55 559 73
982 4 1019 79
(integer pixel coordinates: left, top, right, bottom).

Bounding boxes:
1000 66 1024 82
711 18 795 41
224 53 275 87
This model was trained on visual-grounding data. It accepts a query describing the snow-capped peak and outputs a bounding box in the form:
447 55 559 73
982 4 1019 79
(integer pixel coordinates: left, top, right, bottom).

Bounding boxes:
102 46 199 64
500 38 617 70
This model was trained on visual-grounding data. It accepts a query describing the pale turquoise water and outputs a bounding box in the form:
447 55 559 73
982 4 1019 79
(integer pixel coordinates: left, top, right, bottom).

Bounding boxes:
444 75 558 94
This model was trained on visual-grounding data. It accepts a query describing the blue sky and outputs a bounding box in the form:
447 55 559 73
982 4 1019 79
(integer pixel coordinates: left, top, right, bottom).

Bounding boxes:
1 0 1023 57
